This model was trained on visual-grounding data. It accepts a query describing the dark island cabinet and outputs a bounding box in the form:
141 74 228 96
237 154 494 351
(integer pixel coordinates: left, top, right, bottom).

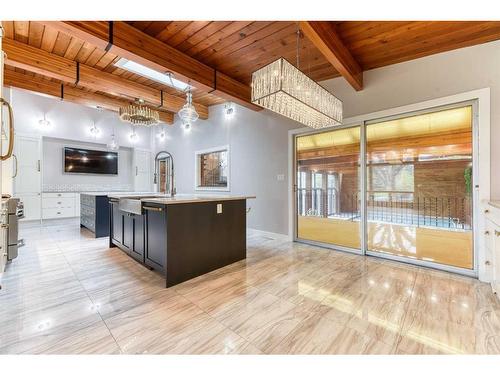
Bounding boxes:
144 205 167 273
109 198 247 288
109 200 145 263
111 202 123 244
80 194 110 238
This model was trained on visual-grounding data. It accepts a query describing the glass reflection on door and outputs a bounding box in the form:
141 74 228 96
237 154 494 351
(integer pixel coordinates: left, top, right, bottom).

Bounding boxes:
296 127 361 251
366 106 473 269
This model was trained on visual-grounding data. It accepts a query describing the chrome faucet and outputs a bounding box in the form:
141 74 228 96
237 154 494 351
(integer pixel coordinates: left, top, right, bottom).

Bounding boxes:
154 151 176 197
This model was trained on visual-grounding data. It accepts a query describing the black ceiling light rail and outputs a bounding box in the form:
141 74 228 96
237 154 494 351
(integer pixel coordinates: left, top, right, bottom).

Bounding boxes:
207 69 217 94
75 62 80 85
105 21 114 52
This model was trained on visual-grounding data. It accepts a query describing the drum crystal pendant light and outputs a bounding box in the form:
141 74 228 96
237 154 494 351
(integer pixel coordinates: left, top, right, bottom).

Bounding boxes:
251 28 342 129
119 99 159 127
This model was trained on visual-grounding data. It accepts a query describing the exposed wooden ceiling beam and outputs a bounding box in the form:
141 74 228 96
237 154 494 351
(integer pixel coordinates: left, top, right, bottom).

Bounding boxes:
300 21 363 91
3 37 208 119
3 69 174 124
40 21 261 111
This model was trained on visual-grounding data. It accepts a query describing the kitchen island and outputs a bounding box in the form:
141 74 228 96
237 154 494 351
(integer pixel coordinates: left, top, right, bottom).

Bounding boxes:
108 194 255 287
80 191 159 237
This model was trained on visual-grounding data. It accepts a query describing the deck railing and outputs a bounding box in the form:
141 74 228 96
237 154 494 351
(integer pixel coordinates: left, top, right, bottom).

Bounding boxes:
297 189 472 230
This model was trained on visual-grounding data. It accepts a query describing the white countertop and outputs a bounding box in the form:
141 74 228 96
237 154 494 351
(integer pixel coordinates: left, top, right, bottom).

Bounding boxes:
107 193 256 205
82 191 156 197
141 195 256 205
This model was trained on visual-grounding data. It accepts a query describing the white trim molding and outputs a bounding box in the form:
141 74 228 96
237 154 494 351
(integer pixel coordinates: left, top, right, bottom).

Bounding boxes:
247 228 290 242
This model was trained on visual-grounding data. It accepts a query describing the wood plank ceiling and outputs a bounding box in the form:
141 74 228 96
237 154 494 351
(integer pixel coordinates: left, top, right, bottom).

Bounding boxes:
3 20 500 123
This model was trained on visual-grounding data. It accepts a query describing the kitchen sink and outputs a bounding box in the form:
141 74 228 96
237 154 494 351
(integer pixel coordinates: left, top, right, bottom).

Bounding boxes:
117 195 169 215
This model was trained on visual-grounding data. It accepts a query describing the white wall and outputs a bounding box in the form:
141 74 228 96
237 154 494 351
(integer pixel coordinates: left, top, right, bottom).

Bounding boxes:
3 87 154 193
321 39 500 199
153 105 301 235
42 137 134 192
9 87 152 150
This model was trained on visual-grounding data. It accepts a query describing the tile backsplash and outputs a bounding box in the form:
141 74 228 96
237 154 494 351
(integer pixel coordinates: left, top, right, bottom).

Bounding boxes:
43 183 133 193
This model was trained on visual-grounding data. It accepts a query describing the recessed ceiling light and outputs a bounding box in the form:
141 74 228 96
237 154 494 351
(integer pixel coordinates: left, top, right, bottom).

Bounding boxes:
114 58 191 92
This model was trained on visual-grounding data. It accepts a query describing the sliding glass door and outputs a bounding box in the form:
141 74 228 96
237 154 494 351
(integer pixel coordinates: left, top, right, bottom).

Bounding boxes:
294 104 475 272
365 106 474 269
295 126 361 252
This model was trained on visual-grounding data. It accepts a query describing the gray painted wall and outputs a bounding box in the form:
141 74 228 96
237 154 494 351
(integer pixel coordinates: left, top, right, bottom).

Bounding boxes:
153 105 301 235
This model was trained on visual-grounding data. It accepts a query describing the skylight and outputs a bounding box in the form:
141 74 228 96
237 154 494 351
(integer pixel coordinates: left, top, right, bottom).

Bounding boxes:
114 58 191 91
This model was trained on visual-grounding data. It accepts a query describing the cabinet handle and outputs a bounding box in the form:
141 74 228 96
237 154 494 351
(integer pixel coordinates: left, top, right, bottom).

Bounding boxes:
485 231 490 235
135 166 138 176
0 97 14 161
37 160 41 172
485 209 490 214
12 154 18 178
143 206 163 212
486 260 491 266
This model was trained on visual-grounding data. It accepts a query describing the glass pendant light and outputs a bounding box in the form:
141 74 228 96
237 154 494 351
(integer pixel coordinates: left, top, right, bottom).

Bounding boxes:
178 90 199 125
157 126 167 141
107 134 119 151
38 113 51 129
90 121 100 137
107 124 119 151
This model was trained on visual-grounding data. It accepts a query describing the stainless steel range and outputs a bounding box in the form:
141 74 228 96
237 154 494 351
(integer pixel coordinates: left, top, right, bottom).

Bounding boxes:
1 197 24 262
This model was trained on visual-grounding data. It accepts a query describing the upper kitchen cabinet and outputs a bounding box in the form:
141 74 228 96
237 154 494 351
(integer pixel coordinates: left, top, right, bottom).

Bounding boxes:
133 149 152 192
13 135 41 194
13 135 42 221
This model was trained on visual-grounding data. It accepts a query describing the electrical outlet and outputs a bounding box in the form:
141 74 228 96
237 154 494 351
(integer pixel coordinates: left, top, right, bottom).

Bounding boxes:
277 174 285 181
217 203 223 214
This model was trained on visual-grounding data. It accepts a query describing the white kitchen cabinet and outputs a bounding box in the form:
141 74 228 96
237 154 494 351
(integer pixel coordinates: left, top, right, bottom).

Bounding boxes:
13 135 42 221
484 203 500 297
133 149 152 192
14 136 41 194
42 192 79 219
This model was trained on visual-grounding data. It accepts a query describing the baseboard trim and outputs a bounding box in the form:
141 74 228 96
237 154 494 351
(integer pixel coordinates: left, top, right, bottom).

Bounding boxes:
247 228 291 242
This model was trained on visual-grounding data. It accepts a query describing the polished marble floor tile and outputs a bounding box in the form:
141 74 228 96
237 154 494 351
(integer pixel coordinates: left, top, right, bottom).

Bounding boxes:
0 218 498 354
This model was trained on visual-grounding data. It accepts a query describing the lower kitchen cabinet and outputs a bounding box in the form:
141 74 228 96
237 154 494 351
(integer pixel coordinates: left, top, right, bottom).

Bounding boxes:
111 202 123 244
144 205 167 272
80 194 110 238
109 198 247 288
110 201 145 263
42 192 79 219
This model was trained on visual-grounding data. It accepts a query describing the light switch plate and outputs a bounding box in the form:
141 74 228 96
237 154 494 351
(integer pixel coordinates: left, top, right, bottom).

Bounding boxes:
217 203 223 214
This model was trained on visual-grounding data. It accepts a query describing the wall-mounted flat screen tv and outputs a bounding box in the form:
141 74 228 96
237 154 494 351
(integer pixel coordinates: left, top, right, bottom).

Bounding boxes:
64 147 118 175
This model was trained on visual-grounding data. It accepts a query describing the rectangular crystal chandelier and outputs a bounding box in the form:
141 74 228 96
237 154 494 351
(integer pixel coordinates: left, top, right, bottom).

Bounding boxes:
251 58 342 129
